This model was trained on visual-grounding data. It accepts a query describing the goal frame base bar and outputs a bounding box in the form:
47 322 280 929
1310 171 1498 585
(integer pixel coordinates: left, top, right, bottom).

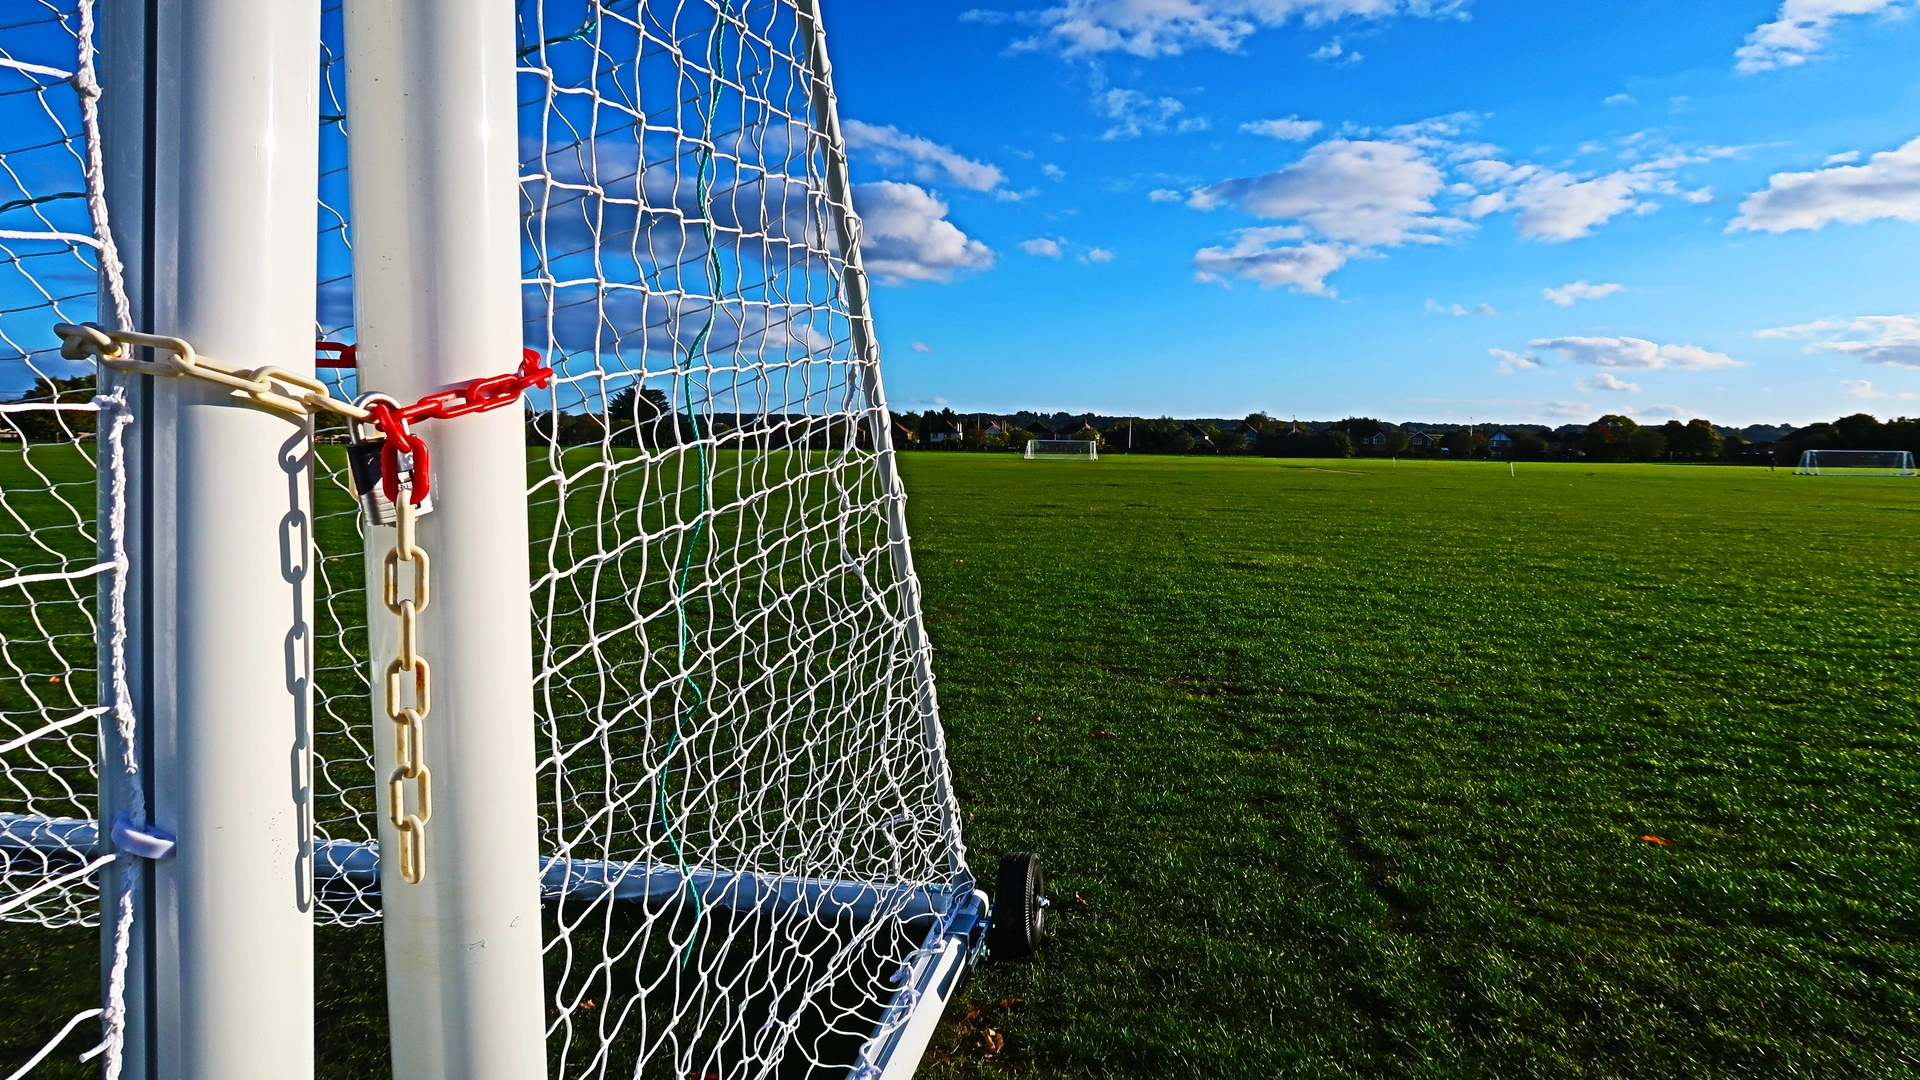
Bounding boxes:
3 813 992 1077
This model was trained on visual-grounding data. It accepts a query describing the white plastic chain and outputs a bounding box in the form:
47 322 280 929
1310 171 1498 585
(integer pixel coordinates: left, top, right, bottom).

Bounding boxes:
382 493 432 883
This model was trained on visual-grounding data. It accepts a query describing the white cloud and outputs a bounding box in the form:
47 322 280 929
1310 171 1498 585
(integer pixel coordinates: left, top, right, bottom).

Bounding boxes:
1193 229 1354 295
1509 169 1641 241
1543 281 1624 306
1311 36 1362 63
1042 163 1067 180
1531 335 1744 370
1013 0 1466 58
1490 348 1541 373
1451 134 1735 241
843 121 1006 192
853 182 995 284
1735 0 1910 73
1729 137 1920 232
1094 88 1200 140
1081 247 1116 263
1605 93 1637 106
1241 116 1323 140
1184 117 1721 297
1843 378 1878 397
1842 378 1919 398
1021 237 1065 257
1148 188 1186 202
1190 139 1459 246
1639 403 1711 420
1426 299 1495 316
1824 150 1861 165
911 341 935 353
1758 314 1920 365
1580 372 1642 392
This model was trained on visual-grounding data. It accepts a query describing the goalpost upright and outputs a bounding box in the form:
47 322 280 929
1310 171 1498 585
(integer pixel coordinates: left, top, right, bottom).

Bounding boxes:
97 0 321 1075
340 0 548 1077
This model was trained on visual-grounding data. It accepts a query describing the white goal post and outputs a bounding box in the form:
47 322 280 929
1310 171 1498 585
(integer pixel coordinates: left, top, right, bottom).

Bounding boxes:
1025 439 1100 460
0 2 1034 1079
1795 450 1917 476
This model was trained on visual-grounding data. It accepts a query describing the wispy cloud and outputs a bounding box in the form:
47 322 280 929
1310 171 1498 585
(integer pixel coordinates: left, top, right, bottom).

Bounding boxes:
1184 115 1727 295
1427 299 1495 316
1490 348 1541 373
911 341 935 353
1531 335 1743 370
1757 315 1920 366
1004 0 1469 59
1543 281 1623 306
1579 371 1642 392
1311 37 1363 64
1735 0 1911 73
1093 87 1207 139
844 120 1006 192
1730 137 1920 232
1240 116 1323 140
1194 230 1356 296
1021 237 1065 257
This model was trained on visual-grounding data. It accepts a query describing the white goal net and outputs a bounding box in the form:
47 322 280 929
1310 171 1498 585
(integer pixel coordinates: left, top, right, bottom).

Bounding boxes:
2 2 980 1077
1025 439 1099 461
1794 449 1916 477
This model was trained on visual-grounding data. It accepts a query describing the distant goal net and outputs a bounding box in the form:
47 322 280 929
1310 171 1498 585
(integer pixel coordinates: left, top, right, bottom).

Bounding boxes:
1025 439 1099 460
1794 450 1917 476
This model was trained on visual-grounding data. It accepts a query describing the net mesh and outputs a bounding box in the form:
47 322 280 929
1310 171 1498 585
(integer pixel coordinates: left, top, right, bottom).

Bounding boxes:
0 2 135 1073
3 0 969 1075
1794 449 1918 476
518 3 965 1073
0 0 109 931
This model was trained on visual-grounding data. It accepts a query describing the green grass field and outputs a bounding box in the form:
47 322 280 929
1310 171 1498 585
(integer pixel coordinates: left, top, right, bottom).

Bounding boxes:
5 453 1918 1078
914 454 1920 1078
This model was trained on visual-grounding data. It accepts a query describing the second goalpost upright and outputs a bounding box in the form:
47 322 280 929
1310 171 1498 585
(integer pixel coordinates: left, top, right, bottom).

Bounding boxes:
342 0 548 1077
97 1 321 1077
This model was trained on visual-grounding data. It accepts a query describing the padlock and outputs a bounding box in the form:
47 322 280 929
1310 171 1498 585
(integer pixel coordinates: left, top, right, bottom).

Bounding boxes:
348 392 433 528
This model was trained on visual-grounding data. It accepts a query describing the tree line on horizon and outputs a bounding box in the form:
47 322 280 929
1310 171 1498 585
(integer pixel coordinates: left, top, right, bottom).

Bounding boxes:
894 406 1920 464
8 376 1916 466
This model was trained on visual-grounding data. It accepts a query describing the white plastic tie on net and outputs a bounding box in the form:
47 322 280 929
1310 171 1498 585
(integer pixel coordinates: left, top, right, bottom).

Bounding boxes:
108 812 174 860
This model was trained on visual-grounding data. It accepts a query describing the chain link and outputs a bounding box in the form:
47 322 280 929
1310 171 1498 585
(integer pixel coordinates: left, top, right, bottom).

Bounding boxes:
56 321 550 886
54 322 373 422
384 493 433 883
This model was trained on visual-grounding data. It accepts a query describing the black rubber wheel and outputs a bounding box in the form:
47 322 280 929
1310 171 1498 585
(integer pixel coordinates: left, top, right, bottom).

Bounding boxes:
989 851 1046 960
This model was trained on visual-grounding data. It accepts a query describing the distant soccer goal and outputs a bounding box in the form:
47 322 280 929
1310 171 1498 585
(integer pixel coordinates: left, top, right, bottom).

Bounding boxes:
1025 439 1100 461
1795 450 1917 476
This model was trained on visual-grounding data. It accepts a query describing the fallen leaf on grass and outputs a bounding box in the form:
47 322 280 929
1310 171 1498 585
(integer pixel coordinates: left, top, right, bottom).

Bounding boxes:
1074 892 1087 907
1090 729 1118 738
980 1028 1004 1058
1639 835 1671 847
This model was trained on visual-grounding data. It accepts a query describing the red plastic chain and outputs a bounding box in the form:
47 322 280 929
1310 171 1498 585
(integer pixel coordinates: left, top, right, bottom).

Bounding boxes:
315 341 357 368
315 343 555 506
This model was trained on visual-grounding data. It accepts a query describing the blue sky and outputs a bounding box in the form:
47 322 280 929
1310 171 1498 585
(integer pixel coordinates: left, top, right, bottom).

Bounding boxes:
822 0 1920 426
